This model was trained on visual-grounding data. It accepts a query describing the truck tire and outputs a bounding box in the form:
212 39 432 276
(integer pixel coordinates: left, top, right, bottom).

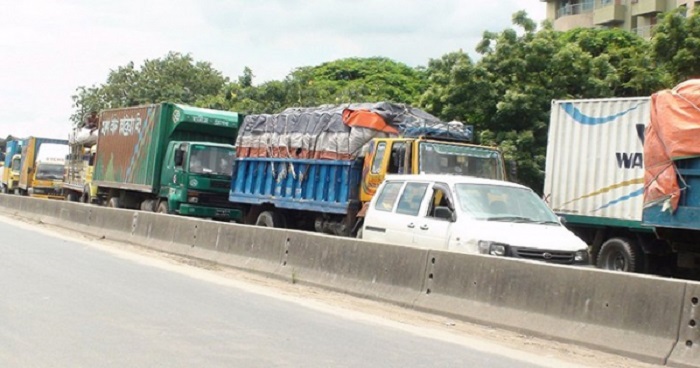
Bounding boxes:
0 186 6 194
107 197 120 208
157 201 169 214
596 237 644 273
256 211 285 228
66 192 78 202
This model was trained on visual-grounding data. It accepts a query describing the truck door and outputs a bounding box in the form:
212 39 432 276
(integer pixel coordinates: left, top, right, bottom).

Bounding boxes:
360 139 410 203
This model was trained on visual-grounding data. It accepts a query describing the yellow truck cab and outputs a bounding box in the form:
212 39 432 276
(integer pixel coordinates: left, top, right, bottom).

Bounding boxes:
18 137 69 199
359 137 506 203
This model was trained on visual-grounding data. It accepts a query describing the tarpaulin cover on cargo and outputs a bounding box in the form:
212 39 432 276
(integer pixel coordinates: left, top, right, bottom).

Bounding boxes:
644 79 700 212
236 102 471 160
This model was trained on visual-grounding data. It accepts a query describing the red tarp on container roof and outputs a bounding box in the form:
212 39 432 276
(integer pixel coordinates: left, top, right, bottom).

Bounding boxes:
644 79 700 212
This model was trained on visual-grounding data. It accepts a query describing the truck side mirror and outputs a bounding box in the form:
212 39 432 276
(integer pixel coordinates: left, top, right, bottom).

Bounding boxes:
435 206 455 221
174 149 184 167
507 160 518 182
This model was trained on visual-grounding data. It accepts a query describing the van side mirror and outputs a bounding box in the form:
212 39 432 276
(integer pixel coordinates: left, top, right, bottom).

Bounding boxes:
435 206 454 221
174 149 184 167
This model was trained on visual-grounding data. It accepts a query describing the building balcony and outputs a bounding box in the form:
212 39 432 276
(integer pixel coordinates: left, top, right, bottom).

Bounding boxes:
631 0 666 16
594 3 627 25
631 24 658 38
554 1 596 31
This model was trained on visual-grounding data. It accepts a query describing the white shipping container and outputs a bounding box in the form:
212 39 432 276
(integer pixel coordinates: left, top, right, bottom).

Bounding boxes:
544 97 650 223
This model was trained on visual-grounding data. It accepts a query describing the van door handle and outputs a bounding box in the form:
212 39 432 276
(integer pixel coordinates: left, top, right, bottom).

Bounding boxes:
407 223 415 229
420 224 429 230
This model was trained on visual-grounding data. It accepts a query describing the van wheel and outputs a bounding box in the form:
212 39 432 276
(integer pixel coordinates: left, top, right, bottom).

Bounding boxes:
596 237 644 273
256 211 285 228
107 197 120 208
157 201 169 214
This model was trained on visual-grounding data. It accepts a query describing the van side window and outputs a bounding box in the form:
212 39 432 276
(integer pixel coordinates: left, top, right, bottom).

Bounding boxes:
371 142 387 174
396 182 429 216
426 183 454 218
374 181 403 212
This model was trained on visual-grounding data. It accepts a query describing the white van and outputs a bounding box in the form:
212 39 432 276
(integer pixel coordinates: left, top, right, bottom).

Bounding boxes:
362 175 590 265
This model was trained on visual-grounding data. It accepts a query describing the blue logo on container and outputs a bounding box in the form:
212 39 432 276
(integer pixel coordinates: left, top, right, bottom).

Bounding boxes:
561 102 643 126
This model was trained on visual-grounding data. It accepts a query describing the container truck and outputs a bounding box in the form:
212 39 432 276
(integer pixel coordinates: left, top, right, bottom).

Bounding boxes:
17 137 69 199
63 126 98 203
93 102 241 220
543 97 681 275
1 139 25 194
229 103 507 236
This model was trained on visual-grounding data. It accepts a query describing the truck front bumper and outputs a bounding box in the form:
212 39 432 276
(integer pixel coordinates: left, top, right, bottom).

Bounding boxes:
29 187 64 200
178 203 242 220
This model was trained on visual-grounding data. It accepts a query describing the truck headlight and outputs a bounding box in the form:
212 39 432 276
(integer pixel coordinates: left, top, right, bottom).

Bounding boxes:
574 250 589 263
188 196 199 203
478 241 508 257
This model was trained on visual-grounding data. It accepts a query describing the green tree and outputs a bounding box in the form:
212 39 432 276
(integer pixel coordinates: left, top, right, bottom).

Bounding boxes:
652 7 700 84
71 52 229 126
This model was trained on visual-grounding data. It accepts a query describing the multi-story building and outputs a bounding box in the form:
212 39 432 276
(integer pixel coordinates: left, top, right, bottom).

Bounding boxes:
542 0 700 37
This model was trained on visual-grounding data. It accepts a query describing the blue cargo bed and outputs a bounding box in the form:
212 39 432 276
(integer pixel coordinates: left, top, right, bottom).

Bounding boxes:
229 158 362 215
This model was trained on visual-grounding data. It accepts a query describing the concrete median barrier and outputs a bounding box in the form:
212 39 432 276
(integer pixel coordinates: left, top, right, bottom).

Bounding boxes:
413 250 686 365
668 283 700 368
282 230 429 307
2 196 699 366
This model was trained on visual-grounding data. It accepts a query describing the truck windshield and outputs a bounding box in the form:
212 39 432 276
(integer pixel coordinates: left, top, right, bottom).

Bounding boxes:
35 163 64 180
11 157 21 172
454 183 559 223
189 145 235 176
419 142 504 180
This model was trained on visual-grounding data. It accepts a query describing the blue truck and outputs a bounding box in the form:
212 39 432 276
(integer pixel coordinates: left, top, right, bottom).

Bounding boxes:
229 104 507 236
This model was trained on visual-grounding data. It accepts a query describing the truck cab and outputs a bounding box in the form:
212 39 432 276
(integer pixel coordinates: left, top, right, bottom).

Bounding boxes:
28 143 69 199
360 137 506 204
2 140 24 194
159 141 237 218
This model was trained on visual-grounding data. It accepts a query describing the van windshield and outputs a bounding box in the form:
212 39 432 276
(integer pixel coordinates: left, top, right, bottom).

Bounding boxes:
454 183 559 224
419 142 503 180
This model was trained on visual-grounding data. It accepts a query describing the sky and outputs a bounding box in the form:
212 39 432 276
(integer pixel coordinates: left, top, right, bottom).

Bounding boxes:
0 1 545 140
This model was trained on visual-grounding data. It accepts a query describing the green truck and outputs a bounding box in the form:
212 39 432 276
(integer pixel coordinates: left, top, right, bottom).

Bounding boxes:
94 102 241 220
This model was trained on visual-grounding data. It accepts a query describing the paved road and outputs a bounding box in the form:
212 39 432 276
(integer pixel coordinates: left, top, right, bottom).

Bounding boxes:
0 216 583 368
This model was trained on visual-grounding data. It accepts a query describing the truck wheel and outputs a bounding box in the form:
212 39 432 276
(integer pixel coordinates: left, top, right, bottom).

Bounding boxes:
157 201 169 214
66 192 78 202
0 186 5 194
107 197 120 208
14 188 21 196
596 237 643 273
256 211 285 228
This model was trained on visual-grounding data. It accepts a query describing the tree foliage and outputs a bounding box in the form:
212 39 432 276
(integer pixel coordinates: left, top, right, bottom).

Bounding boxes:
421 12 668 191
71 52 228 126
652 7 700 83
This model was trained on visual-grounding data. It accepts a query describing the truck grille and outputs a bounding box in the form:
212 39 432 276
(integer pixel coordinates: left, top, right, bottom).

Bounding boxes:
210 180 230 189
33 188 63 197
197 192 232 206
511 247 574 264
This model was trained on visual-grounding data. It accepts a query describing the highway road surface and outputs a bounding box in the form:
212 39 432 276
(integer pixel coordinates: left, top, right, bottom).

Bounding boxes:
0 214 651 368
